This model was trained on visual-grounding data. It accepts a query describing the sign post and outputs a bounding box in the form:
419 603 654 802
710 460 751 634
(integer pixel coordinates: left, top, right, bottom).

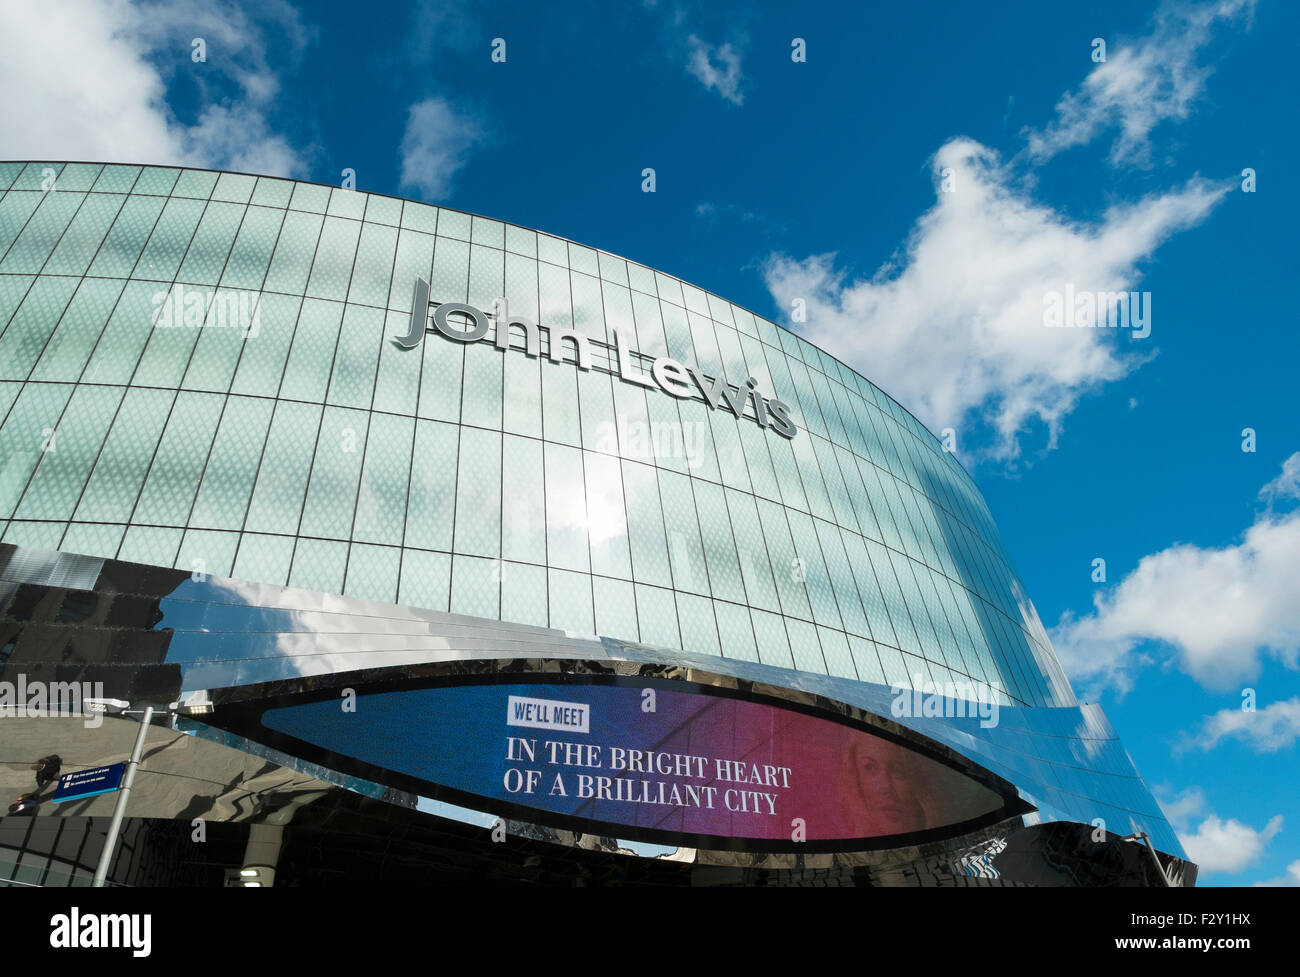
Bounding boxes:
92 705 153 887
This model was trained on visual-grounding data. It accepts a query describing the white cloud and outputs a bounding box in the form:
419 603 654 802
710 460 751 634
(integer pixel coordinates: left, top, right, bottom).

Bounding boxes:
398 97 483 201
1157 786 1283 875
1023 0 1255 166
685 35 746 105
405 0 478 62
694 201 784 236
1259 452 1300 506
0 0 308 176
1052 454 1300 693
186 103 303 178
1159 784 1209 829
763 138 1226 460
1180 696 1300 753
1254 859 1300 887
1183 814 1283 875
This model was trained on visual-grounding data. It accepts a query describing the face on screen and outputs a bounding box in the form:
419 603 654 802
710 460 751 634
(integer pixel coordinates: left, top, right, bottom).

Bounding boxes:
840 734 928 834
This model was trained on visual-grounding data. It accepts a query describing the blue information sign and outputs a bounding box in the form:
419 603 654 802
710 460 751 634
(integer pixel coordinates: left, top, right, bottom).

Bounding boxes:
51 763 126 803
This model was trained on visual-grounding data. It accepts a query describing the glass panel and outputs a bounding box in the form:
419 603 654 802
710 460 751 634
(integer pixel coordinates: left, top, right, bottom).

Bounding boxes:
221 205 285 289
346 221 397 307
212 172 256 204
501 561 547 628
583 450 630 580
353 412 413 546
229 292 300 397
232 532 294 585
132 167 180 196
0 276 80 380
91 164 140 193
397 548 450 612
280 298 343 402
305 216 361 301
634 583 679 649
30 279 126 382
449 553 498 619
177 200 244 285
0 191 84 274
118 525 182 566
172 170 218 199
500 434 544 565
621 460 670 588
344 543 399 603
43 192 124 276
263 210 324 294
453 426 500 558
74 387 174 522
189 397 275 530
592 575 637 642
325 303 383 409
548 567 593 633
87 194 165 278
133 196 205 282
289 536 348 594
299 406 368 540
371 310 422 416
251 177 294 209
14 384 122 521
543 441 588 572
244 401 321 533
404 419 458 551
176 529 239 578
133 390 224 525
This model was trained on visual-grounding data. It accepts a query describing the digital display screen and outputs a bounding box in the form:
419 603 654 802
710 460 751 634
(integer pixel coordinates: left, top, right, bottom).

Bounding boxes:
258 679 1010 847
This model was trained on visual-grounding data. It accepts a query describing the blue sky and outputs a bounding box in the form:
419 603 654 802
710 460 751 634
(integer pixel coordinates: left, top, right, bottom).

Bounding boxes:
3 0 1297 885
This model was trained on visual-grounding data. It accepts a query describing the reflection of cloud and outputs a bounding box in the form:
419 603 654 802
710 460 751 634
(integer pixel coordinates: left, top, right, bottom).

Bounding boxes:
1070 720 1107 761
163 575 448 682
546 476 626 547
584 487 628 546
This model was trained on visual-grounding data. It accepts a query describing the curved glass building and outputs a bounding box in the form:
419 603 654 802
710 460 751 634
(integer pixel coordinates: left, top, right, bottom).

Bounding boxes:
0 161 1190 886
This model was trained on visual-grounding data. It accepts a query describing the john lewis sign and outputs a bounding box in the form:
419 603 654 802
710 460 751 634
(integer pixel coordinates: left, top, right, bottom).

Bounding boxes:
395 277 798 439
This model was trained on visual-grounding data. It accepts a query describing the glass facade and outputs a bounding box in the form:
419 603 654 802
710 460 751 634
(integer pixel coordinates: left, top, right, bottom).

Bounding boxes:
0 160 1073 707
0 161 1184 870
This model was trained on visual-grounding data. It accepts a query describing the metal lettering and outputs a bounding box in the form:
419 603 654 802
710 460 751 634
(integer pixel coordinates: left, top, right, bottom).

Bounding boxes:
396 283 798 438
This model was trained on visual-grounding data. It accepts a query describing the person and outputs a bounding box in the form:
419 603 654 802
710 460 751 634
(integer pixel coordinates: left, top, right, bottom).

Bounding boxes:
32 754 62 791
835 733 930 838
8 794 38 816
